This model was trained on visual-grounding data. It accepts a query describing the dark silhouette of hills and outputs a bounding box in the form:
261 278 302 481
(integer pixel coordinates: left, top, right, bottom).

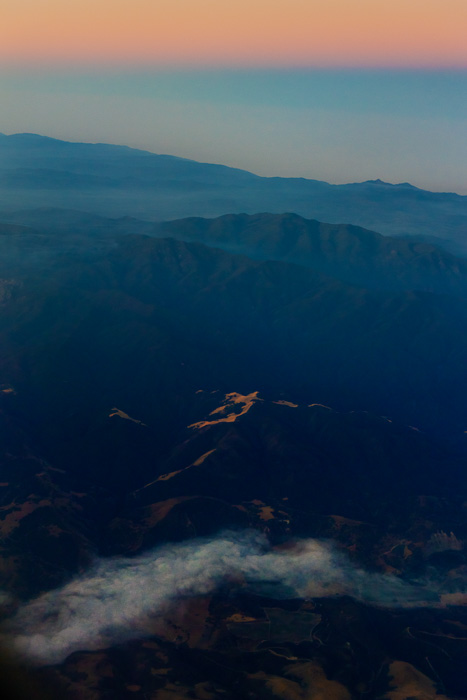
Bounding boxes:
126 396 462 531
1 186 467 697
3 208 467 298
1 133 466 254
1 234 467 459
154 212 467 296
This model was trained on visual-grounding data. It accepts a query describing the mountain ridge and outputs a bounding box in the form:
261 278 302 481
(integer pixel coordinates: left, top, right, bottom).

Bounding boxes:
4 133 401 188
1 133 466 253
1 219 467 697
3 208 467 298
0 133 461 195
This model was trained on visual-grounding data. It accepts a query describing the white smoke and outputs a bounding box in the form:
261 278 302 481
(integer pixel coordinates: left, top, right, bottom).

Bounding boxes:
1 531 439 666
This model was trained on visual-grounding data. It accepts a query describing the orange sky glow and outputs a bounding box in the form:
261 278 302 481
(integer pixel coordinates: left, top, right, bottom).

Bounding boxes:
2 0 467 68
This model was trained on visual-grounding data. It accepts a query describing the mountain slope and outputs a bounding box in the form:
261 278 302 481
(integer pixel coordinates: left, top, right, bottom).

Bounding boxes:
1 133 466 253
1 234 466 487
154 212 467 296
3 208 467 299
1 226 467 697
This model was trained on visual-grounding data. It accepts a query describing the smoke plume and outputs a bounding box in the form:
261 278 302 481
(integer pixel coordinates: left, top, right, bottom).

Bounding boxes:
1 531 439 665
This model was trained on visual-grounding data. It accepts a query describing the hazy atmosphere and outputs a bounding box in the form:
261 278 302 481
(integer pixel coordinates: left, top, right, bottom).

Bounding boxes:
1 68 466 193
2 2 467 698
1 0 466 193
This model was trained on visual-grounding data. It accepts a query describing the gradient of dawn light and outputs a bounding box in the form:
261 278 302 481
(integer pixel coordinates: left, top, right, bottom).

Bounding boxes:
1 1 466 193
2 0 467 68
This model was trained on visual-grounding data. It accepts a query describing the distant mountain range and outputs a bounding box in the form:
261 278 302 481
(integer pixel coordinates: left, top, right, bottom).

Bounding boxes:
1 133 466 254
3 208 467 298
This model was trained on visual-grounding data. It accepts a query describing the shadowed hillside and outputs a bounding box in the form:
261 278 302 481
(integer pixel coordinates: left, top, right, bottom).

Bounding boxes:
1 207 467 698
1 133 466 253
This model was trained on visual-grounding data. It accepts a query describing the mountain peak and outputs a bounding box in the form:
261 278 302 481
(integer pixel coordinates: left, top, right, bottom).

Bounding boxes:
360 178 419 190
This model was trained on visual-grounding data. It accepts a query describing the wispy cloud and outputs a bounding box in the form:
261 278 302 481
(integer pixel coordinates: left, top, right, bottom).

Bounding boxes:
1 531 439 665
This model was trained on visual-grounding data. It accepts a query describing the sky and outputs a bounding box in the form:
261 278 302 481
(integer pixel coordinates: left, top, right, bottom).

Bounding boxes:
1 1 466 192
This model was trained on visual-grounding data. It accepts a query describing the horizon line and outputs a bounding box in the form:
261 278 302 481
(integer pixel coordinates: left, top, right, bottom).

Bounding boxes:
2 130 465 198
